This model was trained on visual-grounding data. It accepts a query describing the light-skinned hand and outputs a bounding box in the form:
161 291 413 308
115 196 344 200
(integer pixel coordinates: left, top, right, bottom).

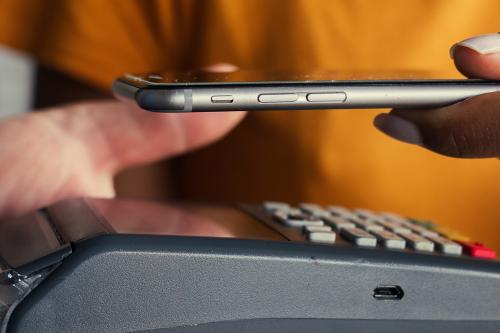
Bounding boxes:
0 64 246 219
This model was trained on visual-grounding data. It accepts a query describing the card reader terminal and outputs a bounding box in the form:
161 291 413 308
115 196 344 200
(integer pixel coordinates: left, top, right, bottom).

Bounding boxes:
1 198 499 332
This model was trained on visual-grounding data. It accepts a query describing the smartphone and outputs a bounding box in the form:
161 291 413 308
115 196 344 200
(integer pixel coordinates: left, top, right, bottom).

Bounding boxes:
113 70 500 112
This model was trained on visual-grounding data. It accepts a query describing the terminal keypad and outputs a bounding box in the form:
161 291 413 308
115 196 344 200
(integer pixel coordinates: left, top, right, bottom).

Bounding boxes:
258 201 496 260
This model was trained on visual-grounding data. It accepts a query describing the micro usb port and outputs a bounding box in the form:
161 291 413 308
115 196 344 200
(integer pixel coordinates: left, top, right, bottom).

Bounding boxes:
373 285 404 300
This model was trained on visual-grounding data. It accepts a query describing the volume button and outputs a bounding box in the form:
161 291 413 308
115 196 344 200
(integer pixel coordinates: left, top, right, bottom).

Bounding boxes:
306 92 347 102
258 93 298 103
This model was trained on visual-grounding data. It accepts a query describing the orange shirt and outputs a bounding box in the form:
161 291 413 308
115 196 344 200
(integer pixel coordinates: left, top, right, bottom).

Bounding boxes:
1 0 499 250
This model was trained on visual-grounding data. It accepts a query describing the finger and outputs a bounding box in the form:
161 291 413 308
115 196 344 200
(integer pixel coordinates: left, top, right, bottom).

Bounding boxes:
201 62 239 73
450 33 500 79
100 62 245 169
374 91 500 158
0 101 245 218
44 100 246 173
374 33 500 158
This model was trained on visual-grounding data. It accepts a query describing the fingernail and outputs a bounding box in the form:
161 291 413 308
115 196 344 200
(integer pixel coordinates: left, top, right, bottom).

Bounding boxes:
374 113 423 145
450 33 500 58
202 63 238 73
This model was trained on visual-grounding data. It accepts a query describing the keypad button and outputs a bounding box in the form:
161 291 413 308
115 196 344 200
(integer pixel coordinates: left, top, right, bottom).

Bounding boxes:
408 218 437 230
403 223 439 237
299 203 322 211
352 208 379 220
323 216 356 231
370 230 406 250
263 201 290 212
399 233 435 252
307 232 336 244
455 241 496 259
380 213 411 227
384 214 438 236
435 226 470 242
379 212 405 222
341 227 377 247
273 211 324 228
299 203 331 218
426 236 462 255
303 225 333 233
351 218 385 231
286 208 303 215
327 206 352 217
376 219 412 234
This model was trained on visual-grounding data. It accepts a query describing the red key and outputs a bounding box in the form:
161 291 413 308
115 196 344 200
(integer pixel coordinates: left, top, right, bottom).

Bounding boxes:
455 240 496 259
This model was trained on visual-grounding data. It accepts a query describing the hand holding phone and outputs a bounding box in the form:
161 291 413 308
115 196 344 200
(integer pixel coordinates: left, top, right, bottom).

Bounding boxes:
112 34 500 158
375 35 500 158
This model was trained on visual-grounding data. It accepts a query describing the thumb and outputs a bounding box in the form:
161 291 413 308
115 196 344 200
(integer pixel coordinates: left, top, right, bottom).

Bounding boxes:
451 33 500 79
374 33 500 158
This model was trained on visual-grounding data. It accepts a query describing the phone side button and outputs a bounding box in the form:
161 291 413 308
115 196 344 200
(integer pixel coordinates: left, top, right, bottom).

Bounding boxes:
211 95 234 103
258 93 298 103
306 92 347 103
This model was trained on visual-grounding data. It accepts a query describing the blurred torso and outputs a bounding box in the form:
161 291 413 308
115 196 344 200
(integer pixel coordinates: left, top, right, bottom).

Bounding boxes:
0 0 499 248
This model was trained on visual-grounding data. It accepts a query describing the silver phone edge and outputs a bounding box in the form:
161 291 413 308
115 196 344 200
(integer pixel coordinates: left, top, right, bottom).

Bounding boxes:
113 80 500 112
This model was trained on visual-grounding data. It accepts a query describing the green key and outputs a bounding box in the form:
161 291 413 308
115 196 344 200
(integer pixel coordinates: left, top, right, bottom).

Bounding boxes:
408 218 437 230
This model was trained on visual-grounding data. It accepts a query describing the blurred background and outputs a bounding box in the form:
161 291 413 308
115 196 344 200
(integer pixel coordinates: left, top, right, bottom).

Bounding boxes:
0 46 34 117
0 0 499 251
